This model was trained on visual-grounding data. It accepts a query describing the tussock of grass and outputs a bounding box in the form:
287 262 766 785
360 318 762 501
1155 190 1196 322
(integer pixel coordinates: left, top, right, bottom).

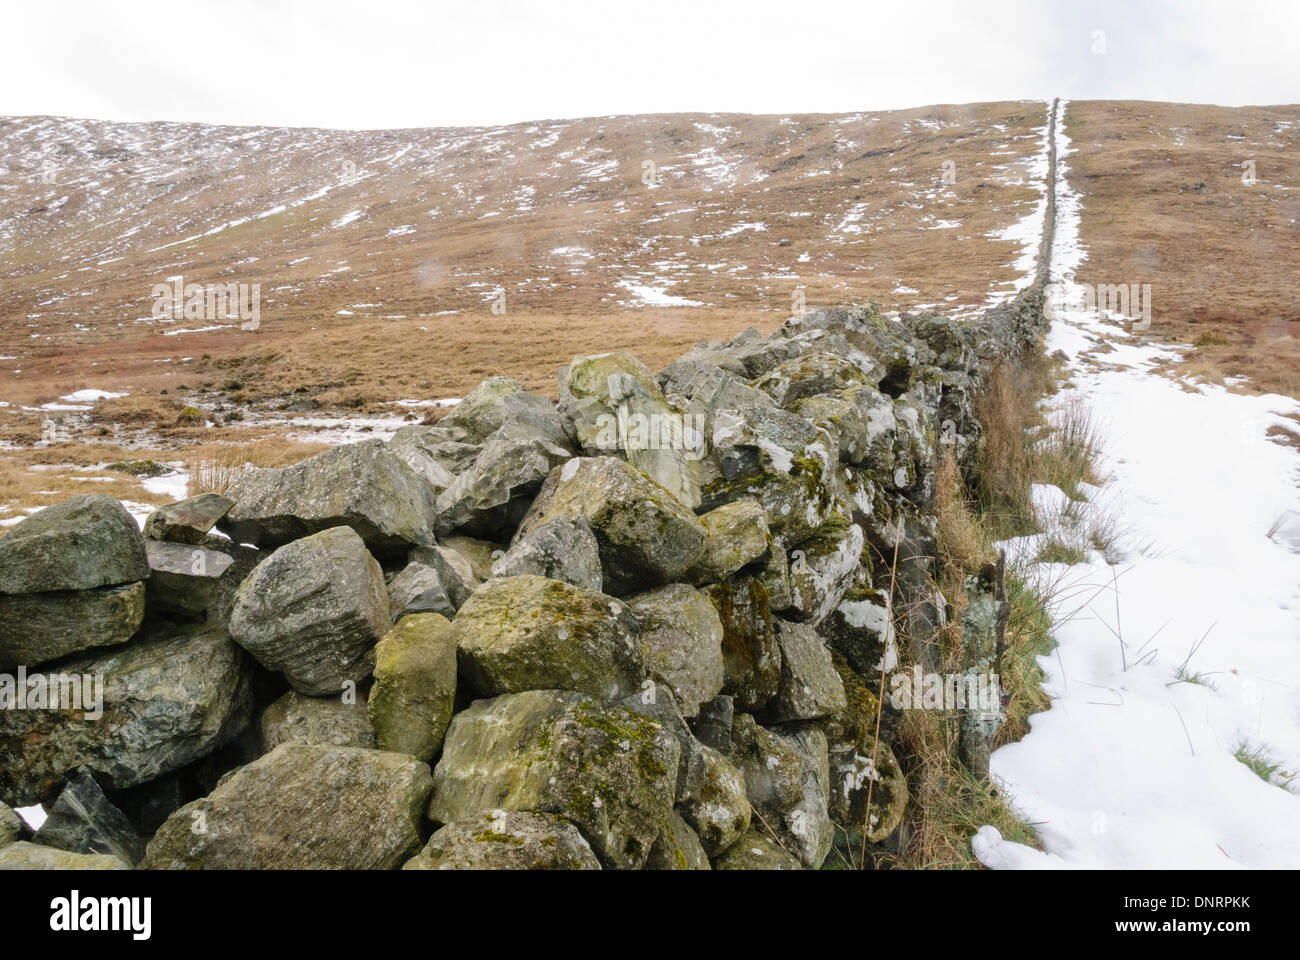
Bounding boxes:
186 440 325 497
1233 741 1296 791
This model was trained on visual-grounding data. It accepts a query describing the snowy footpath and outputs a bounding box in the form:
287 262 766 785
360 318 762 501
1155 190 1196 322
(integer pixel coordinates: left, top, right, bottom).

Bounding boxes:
974 103 1300 869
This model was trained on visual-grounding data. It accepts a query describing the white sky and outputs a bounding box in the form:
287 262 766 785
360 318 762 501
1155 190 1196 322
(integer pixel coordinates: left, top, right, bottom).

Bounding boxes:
3 0 1297 129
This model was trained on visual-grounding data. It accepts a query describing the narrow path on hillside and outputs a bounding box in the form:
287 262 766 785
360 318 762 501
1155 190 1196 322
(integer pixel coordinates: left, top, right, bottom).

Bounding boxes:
976 101 1300 868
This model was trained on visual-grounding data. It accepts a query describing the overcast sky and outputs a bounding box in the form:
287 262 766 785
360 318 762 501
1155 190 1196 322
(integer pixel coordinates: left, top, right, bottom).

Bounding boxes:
4 0 1297 129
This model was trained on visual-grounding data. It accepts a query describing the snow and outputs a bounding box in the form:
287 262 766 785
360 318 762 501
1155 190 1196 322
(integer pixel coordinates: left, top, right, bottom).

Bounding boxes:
60 389 125 403
617 281 703 308
976 102 1300 870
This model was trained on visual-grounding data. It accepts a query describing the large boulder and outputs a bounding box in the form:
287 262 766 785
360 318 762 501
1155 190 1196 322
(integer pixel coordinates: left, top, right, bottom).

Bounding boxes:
729 714 832 868
627 584 724 718
428 690 679 869
228 526 389 696
0 841 129 870
560 351 705 509
143 744 432 870
455 575 643 700
687 500 770 584
403 810 601 870
143 540 234 619
0 622 252 806
260 690 376 751
711 830 802 870
143 493 233 545
772 620 847 721
386 559 457 620
368 614 457 761
435 421 572 537
31 768 145 865
0 802 24 847
676 743 751 857
0 495 147 595
645 811 711 870
516 457 706 595
490 516 603 592
445 376 568 446
706 576 782 712
386 424 474 499
0 581 145 671
219 439 437 557
786 517 865 626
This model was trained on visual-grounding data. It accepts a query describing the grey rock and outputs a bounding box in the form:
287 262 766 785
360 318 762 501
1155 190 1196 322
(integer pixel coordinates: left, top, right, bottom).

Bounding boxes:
0 622 253 806
773 620 847 721
515 457 706 595
368 614 457 762
785 518 865 626
688 500 770 584
32 768 145 865
711 830 802 870
144 540 234 619
454 575 643 701
404 810 601 870
446 376 568 446
677 743 751 857
386 560 456 620
435 420 572 537
645 810 710 870
688 694 734 753
491 515 602 592
219 439 437 557
143 744 432 870
143 493 233 545
0 841 129 870
0 581 145 671
0 802 25 847
705 576 782 712
228 526 389 696
627 583 724 717
260 690 376 751
0 495 148 595
429 690 679 869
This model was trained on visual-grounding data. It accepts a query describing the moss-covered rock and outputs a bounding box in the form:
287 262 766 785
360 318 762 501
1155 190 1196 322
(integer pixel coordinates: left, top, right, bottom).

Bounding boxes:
428 690 679 869
0 841 129 870
688 499 770 584
677 743 750 857
368 613 457 761
645 810 710 870
454 575 643 701
260 689 375 751
404 809 601 870
628 583 724 717
706 575 781 712
711 830 802 870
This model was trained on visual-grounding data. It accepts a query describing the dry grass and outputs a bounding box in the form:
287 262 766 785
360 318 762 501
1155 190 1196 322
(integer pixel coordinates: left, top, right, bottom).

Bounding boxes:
185 439 326 497
1065 100 1300 398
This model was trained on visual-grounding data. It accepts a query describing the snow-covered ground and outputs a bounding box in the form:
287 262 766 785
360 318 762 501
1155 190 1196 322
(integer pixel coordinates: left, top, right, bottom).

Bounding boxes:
975 103 1300 869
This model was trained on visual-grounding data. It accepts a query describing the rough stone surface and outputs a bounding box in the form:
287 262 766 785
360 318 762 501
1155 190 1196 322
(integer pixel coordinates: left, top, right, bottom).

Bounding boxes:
229 526 389 696
0 841 129 870
31 767 146 865
1 802 25 847
144 540 234 619
646 810 711 870
429 690 679 869
369 613 457 761
219 439 437 557
706 576 782 712
144 493 233 545
773 620 848 721
0 494 148 595
515 457 707 595
628 583 724 717
454 575 643 700
729 714 832 868
386 559 457 620
260 690 376 751
0 622 252 806
711 830 802 870
688 499 770 584
491 515 602 592
677 743 751 857
0 581 145 671
404 810 601 870
144 744 432 869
